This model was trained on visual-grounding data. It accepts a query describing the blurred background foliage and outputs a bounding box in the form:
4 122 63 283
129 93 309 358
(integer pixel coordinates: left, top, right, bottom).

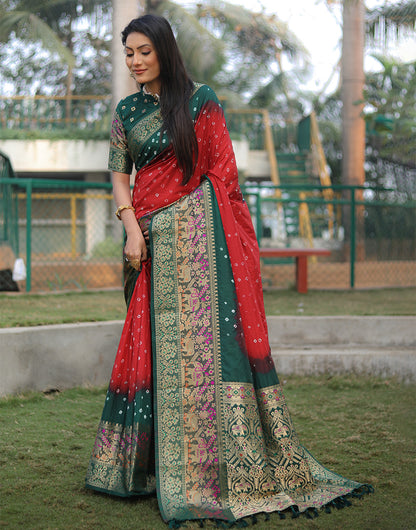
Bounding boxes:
0 0 415 198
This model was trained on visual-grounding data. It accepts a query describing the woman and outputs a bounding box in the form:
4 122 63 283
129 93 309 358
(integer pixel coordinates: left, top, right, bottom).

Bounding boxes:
86 14 371 525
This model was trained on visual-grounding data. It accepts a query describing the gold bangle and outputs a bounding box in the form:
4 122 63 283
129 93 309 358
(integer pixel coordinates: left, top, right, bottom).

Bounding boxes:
115 205 135 220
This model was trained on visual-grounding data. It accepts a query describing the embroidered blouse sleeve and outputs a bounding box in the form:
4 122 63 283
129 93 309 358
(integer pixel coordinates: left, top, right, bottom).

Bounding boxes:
108 108 134 174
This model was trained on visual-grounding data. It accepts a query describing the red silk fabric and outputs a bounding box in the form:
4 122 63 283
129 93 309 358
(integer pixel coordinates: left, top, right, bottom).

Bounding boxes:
110 99 271 399
132 99 271 362
109 260 152 399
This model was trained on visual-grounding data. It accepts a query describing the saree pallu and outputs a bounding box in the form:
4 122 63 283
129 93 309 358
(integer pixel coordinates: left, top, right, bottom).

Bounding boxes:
86 178 370 524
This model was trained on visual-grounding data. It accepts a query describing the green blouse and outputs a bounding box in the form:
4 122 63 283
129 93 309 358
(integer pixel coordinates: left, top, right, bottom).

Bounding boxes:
108 83 218 175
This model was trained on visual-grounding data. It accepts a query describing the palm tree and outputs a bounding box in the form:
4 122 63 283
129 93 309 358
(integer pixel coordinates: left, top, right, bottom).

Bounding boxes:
111 0 143 107
366 0 416 41
337 0 416 256
111 0 226 107
323 0 416 189
342 0 416 185
110 0 308 118
341 0 365 191
0 0 112 99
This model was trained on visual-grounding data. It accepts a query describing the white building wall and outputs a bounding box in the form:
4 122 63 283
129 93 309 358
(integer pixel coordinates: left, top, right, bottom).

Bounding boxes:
0 139 253 174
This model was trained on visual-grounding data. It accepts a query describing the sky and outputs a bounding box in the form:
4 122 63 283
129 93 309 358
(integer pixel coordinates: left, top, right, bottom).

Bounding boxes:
178 0 416 95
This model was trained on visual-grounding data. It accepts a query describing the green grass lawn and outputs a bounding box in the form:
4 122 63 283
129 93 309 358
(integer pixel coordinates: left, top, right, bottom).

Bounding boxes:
0 287 415 327
0 375 414 529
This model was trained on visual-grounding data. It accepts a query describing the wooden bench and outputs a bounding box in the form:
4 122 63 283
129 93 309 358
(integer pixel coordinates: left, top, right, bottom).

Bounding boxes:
259 248 331 294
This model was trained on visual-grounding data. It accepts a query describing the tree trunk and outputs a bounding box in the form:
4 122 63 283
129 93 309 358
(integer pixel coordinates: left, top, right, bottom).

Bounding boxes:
111 0 145 238
111 0 145 109
341 0 366 261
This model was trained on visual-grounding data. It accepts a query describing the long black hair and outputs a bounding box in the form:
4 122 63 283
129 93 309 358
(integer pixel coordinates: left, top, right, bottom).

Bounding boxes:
121 15 198 185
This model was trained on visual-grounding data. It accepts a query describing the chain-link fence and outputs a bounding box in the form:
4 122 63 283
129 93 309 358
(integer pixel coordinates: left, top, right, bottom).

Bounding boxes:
243 182 415 290
0 175 415 293
0 177 123 292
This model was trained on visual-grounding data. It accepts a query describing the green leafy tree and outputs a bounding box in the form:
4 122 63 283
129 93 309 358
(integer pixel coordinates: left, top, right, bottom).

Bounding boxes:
147 0 309 113
0 0 112 96
316 57 416 198
365 57 416 199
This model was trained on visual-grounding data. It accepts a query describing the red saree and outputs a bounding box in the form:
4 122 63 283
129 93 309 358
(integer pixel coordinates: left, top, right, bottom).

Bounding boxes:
85 84 371 524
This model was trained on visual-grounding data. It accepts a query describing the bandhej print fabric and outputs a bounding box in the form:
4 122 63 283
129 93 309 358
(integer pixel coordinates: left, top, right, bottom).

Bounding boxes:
85 84 372 524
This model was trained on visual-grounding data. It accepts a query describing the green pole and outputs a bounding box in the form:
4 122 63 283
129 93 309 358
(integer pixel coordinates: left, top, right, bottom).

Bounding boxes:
350 187 356 288
14 191 19 255
2 181 9 242
256 193 262 244
25 180 32 292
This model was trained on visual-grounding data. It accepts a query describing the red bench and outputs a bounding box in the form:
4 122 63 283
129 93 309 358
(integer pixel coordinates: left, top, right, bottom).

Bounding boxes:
259 248 331 294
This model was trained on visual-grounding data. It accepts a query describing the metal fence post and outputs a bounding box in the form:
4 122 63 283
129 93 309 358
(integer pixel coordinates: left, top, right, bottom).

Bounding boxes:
2 181 10 242
26 180 32 292
14 190 19 256
350 187 356 289
70 195 77 259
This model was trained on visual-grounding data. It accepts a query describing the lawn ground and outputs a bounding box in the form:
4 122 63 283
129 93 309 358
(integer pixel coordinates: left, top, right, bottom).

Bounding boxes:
0 287 415 327
0 376 414 529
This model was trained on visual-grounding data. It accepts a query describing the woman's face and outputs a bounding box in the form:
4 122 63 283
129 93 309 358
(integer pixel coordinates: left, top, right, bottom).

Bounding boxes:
125 32 161 94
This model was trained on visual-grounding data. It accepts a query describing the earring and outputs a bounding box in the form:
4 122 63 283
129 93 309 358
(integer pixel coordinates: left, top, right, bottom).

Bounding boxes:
129 71 135 78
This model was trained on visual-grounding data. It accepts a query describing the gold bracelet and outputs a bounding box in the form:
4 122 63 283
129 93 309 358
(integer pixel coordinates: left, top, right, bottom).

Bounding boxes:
115 205 135 220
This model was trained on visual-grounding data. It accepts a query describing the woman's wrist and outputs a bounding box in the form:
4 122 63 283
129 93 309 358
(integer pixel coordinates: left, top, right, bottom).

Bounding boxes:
115 204 135 220
124 220 143 239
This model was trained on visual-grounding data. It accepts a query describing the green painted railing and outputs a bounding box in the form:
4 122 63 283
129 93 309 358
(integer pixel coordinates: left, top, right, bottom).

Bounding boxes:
0 151 19 257
0 178 113 292
241 182 416 289
0 177 414 292
1 97 297 150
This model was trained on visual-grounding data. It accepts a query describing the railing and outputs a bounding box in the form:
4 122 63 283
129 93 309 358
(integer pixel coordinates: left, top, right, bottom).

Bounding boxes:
0 95 112 131
2 96 301 149
0 151 19 256
0 177 414 292
241 182 415 289
0 178 115 291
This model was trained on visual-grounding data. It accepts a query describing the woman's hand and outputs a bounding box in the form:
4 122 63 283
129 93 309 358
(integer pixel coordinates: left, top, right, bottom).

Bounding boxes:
111 171 148 270
124 231 147 269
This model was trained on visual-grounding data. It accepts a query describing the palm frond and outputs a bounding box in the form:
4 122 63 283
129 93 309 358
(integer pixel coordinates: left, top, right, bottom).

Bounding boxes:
366 0 416 44
152 1 225 82
0 10 76 66
195 0 308 62
249 73 288 108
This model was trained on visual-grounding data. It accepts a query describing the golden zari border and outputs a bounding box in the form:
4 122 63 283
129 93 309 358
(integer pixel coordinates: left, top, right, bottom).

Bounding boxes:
152 182 228 521
86 420 155 495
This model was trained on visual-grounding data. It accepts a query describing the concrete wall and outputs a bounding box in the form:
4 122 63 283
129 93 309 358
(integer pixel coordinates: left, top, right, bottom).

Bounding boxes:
267 316 416 383
0 321 121 396
0 139 251 174
1 316 415 396
266 315 416 348
0 140 109 173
